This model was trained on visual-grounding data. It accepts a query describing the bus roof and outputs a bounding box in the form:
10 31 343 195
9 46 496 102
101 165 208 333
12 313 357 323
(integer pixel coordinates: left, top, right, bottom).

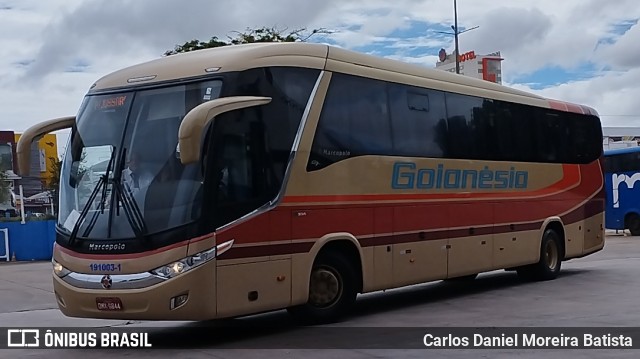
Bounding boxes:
604 146 640 156
89 42 598 116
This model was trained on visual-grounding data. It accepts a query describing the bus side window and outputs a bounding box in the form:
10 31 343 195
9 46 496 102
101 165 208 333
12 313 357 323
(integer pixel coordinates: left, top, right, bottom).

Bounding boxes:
388 84 448 158
569 114 602 164
445 92 488 160
307 73 391 171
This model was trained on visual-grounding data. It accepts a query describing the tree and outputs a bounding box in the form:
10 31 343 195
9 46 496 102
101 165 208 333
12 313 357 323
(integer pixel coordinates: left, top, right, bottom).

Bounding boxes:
44 157 62 214
44 154 94 215
0 155 13 205
164 26 332 56
0 166 10 205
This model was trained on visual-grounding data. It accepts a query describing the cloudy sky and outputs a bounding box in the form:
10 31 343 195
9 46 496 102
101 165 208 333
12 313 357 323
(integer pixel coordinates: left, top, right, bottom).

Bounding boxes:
1 0 640 157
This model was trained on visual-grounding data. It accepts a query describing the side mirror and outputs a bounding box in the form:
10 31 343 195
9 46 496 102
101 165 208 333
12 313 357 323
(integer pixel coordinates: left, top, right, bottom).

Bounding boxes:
178 96 271 165
16 116 76 176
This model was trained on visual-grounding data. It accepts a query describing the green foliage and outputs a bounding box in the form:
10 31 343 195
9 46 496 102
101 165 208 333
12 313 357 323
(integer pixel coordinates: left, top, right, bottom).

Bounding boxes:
0 157 11 205
164 37 228 55
44 156 62 213
164 26 332 56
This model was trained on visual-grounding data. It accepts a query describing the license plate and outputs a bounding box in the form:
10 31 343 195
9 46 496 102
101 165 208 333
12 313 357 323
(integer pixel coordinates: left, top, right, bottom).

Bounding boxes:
96 297 123 311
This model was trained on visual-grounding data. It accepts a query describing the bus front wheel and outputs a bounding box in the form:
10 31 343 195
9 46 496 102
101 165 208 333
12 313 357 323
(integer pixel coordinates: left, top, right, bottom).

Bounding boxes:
517 228 563 281
287 251 358 325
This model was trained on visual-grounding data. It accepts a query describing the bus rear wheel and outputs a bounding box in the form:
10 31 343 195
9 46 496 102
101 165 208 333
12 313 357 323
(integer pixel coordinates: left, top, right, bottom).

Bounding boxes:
287 251 358 325
517 228 562 281
626 214 640 236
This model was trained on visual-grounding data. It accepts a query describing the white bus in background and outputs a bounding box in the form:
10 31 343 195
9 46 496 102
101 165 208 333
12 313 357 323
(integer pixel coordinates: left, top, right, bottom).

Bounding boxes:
603 140 638 151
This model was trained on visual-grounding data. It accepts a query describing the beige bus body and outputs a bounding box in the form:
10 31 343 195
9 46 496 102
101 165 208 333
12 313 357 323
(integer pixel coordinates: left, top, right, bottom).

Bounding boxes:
17 42 604 322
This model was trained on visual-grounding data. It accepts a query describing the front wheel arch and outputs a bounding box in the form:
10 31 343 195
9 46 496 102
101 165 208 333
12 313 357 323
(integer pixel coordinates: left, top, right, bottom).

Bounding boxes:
287 248 359 324
301 234 364 295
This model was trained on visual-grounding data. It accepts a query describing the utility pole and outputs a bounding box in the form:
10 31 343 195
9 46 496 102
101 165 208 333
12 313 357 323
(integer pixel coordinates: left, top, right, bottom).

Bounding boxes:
436 0 478 75
454 0 460 74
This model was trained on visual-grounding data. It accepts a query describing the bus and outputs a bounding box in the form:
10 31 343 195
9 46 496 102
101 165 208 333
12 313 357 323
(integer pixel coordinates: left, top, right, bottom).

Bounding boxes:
16 42 605 324
603 146 640 235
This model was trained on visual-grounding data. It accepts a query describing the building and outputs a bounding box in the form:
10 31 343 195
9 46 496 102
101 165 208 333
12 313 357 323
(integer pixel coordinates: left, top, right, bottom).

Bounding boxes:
0 131 58 216
602 127 640 150
435 48 504 84
0 131 20 216
14 133 58 187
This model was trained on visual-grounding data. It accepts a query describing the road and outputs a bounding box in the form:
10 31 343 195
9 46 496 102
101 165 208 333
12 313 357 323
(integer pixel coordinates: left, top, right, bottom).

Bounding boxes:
1 232 639 358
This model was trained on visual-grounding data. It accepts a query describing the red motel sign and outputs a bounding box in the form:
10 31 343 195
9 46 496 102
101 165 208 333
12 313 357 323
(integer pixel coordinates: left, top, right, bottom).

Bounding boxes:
458 51 476 62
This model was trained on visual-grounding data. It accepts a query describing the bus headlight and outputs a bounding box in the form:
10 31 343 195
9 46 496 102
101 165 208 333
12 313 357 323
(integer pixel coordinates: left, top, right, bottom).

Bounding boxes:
52 259 70 278
150 239 234 279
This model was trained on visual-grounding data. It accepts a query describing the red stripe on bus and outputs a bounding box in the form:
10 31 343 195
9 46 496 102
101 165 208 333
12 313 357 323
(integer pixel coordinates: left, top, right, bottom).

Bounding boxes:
565 103 584 114
549 101 568 111
549 100 585 114
217 200 603 260
56 197 603 262
215 242 315 260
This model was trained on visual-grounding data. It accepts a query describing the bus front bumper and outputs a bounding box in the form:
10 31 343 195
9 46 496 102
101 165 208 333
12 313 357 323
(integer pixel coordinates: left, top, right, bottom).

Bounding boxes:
52 259 217 321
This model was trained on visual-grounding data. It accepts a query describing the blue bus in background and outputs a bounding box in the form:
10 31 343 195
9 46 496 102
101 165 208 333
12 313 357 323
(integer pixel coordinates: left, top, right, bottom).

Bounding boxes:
604 146 640 235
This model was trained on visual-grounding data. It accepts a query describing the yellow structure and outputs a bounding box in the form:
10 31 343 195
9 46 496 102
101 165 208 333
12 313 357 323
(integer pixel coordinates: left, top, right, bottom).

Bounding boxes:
14 133 58 181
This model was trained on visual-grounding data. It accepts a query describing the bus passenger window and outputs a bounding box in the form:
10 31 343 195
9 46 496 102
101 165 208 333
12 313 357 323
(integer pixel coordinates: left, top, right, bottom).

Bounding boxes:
444 93 493 160
388 84 448 158
307 73 392 171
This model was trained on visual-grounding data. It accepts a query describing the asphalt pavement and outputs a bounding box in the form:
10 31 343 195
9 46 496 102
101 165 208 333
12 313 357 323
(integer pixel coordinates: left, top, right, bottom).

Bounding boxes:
1 231 639 358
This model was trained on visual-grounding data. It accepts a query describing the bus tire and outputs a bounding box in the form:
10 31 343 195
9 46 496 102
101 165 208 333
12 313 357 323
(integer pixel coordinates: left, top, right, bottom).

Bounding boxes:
627 214 640 236
287 251 358 325
517 228 562 281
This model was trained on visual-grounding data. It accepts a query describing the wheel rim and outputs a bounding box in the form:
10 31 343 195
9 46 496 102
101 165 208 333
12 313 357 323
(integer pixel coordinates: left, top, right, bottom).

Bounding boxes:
544 240 558 270
309 267 342 308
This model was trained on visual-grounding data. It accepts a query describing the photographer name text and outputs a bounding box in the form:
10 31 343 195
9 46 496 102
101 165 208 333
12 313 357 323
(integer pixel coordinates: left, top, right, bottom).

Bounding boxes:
423 333 633 348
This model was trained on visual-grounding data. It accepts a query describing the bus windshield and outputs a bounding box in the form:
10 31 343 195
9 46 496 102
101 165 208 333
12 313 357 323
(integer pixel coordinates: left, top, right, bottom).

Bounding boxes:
58 79 223 240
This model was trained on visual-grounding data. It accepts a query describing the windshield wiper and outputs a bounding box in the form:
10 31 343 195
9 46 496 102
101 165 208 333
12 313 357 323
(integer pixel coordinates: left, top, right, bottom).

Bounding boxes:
67 146 149 247
68 174 106 247
67 145 149 246
113 177 148 241
68 146 118 246
111 147 148 243
78 148 118 240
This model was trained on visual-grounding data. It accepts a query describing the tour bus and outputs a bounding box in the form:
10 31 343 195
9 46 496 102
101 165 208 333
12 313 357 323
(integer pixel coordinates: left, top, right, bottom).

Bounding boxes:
16 42 605 324
603 146 640 235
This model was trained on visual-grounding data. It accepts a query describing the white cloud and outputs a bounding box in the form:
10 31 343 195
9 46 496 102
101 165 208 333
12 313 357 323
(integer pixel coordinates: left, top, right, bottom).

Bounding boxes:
509 67 640 126
383 54 439 68
1 0 640 153
594 20 640 70
21 0 339 80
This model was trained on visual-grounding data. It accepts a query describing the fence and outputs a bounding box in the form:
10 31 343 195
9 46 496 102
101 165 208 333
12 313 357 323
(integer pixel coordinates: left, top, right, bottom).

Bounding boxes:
0 220 56 261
